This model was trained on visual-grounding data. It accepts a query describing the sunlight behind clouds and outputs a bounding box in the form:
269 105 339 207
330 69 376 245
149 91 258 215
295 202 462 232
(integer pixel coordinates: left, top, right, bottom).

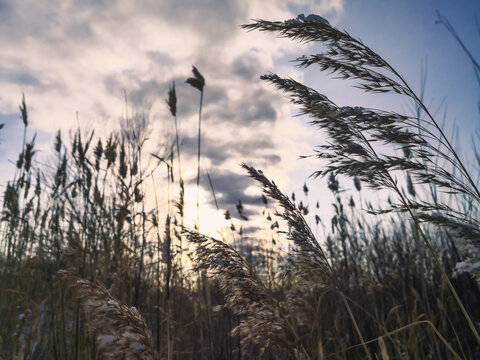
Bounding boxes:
0 0 345 236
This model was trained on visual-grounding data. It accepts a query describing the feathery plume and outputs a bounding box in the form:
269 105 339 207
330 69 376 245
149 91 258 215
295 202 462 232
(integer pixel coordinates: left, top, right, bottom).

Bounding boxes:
63 272 154 360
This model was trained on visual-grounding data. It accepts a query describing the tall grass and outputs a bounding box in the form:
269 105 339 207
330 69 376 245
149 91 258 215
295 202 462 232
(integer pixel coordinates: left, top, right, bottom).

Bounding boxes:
1 14 480 360
186 66 206 231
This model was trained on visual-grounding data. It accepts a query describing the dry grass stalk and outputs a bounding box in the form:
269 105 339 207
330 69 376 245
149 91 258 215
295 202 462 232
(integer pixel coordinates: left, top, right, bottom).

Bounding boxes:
182 227 305 358
62 271 154 360
242 164 331 284
186 66 205 230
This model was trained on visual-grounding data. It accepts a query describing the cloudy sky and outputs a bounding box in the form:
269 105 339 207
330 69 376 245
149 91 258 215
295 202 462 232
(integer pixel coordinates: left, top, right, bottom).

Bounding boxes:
1 0 479 236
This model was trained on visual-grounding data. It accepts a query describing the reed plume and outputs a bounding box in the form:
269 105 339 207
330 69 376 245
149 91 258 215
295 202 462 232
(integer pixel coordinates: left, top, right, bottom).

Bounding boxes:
183 227 305 358
243 14 480 343
242 164 331 283
62 272 154 360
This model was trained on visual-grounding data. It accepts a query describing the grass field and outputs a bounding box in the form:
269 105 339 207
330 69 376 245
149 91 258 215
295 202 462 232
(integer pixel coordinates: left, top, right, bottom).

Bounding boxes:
1 14 480 360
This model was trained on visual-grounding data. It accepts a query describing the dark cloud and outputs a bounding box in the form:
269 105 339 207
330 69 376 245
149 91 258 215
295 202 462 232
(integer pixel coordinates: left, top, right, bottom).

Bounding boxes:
0 0 246 47
0 0 11 16
65 22 94 40
129 80 168 108
232 55 261 80
181 135 230 166
102 74 123 96
149 0 246 44
0 3 100 56
146 51 175 66
213 88 277 125
0 57 66 93
188 168 264 218
180 133 279 167
103 74 170 109
71 0 116 9
0 57 66 91
0 5 55 43
0 68 42 87
180 131 280 218
233 138 276 155
263 154 281 164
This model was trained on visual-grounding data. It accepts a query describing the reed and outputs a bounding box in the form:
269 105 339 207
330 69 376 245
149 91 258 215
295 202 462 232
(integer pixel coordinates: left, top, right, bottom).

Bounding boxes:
1 14 480 359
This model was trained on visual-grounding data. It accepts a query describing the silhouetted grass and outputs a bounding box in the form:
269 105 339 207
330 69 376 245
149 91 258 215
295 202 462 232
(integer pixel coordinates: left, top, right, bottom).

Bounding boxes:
1 14 480 360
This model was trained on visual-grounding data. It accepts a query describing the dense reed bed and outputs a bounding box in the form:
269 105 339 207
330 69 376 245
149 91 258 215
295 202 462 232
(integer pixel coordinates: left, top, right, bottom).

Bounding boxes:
1 14 480 359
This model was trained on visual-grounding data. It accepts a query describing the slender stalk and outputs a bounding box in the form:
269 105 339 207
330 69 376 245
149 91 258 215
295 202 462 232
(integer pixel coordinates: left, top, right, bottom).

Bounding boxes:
339 291 373 360
174 112 182 180
206 168 219 210
151 174 162 356
388 65 480 200
356 124 480 344
196 90 204 230
359 59 480 342
334 320 462 360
